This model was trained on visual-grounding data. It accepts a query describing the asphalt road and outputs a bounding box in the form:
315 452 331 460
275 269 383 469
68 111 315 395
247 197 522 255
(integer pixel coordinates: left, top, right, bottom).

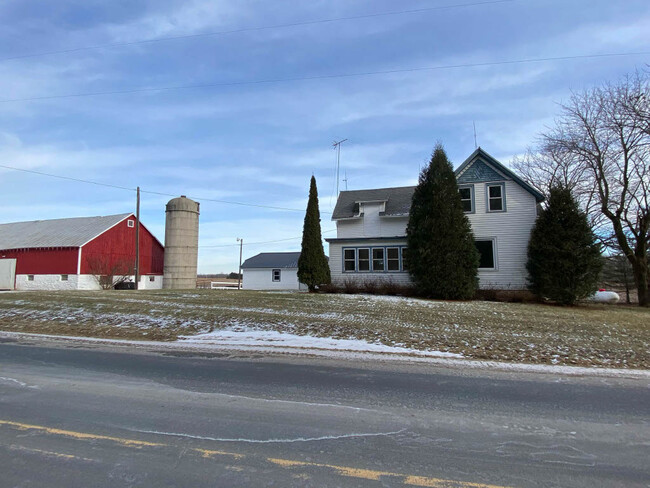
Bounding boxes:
0 336 648 488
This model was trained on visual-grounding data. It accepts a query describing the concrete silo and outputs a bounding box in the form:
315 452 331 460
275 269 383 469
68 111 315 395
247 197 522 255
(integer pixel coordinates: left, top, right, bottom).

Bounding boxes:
163 196 200 289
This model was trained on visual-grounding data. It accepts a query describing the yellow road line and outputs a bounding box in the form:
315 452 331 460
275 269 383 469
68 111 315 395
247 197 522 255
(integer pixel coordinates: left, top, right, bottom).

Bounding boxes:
0 419 164 448
268 458 513 487
1 419 513 487
193 447 245 460
9 444 95 462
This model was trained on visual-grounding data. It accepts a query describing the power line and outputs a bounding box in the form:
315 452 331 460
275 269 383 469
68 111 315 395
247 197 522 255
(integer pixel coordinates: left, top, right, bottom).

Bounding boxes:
0 0 516 63
2 51 649 104
0 163 332 214
199 229 336 248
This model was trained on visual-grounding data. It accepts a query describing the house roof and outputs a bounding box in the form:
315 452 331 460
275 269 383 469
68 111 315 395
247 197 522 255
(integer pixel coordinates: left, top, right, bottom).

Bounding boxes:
0 213 132 250
241 252 302 269
331 186 415 220
331 148 545 219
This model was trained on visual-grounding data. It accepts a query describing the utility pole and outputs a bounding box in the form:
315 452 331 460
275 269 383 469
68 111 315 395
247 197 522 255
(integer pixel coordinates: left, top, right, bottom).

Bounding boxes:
332 139 348 196
134 186 140 290
237 238 243 290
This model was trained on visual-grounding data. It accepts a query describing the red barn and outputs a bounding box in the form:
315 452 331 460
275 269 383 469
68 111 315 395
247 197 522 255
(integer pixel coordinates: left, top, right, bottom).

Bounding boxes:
0 213 164 290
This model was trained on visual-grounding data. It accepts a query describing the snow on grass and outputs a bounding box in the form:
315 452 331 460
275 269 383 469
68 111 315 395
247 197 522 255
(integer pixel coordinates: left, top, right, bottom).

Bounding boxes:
0 289 648 368
178 327 464 358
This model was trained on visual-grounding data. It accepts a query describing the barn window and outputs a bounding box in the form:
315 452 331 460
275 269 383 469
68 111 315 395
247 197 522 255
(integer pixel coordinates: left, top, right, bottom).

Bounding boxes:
27 275 34 281
60 274 69 281
127 219 135 228
149 276 155 282
272 269 281 282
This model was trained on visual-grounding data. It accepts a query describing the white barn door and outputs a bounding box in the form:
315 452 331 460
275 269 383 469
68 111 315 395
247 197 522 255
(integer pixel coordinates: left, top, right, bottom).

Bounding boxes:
0 259 16 290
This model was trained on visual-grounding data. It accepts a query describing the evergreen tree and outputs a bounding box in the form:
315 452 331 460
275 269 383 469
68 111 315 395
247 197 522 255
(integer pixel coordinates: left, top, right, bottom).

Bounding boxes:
526 185 603 305
297 176 331 291
406 144 479 299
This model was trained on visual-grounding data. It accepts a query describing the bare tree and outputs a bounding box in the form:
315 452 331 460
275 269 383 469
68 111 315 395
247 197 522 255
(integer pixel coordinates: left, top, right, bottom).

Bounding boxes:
537 71 650 306
86 255 135 290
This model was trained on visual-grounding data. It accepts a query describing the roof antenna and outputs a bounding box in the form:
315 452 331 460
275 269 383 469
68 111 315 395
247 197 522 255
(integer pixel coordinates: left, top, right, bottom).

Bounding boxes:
332 139 348 196
342 170 348 191
473 121 478 149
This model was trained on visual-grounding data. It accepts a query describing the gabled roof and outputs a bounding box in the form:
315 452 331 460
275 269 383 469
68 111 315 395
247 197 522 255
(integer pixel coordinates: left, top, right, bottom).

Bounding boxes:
332 186 415 220
241 252 302 269
0 213 132 250
456 147 545 202
331 148 545 219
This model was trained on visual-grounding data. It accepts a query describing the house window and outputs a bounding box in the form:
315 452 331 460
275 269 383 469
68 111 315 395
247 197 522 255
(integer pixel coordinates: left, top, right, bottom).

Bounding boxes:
127 219 135 228
358 248 370 271
459 186 474 213
401 247 409 271
27 275 34 281
372 248 384 271
343 249 356 272
272 269 281 282
387 247 400 271
60 274 69 281
487 184 505 212
475 240 496 269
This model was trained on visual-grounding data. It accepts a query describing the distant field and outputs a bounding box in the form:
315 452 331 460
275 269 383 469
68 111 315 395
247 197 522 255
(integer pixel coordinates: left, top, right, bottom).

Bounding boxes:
0 290 648 368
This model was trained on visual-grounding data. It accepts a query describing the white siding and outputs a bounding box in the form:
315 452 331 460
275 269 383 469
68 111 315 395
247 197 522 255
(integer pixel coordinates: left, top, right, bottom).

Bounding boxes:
467 180 537 289
330 179 538 290
242 268 306 290
336 203 408 239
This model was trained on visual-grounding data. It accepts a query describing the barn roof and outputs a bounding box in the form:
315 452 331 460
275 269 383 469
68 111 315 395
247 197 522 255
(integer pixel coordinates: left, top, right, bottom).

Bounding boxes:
0 213 132 250
241 252 302 269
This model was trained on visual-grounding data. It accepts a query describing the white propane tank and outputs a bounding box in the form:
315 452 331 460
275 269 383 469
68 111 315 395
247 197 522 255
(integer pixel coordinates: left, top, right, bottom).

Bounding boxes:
587 289 620 304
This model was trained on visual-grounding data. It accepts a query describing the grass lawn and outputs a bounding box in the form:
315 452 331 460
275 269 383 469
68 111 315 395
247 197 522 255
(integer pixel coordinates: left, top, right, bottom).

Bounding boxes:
0 289 648 369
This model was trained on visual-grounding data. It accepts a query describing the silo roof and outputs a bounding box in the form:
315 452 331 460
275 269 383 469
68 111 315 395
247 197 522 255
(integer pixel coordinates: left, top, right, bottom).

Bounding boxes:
0 213 132 250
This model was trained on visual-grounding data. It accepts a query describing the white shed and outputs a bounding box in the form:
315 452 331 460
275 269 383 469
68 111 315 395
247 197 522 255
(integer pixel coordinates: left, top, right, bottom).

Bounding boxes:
241 252 307 291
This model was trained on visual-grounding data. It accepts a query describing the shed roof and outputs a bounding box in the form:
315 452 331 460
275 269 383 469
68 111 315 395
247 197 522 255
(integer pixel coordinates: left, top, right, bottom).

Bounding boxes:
0 213 132 250
241 252 302 269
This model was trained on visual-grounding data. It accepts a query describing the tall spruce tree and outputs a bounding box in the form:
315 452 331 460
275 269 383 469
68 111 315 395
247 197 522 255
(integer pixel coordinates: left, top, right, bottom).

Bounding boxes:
527 185 602 305
297 176 331 291
406 144 479 299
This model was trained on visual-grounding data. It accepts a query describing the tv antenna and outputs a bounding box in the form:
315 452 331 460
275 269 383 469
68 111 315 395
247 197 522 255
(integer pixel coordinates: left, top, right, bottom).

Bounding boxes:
342 170 348 191
332 138 348 195
473 121 478 149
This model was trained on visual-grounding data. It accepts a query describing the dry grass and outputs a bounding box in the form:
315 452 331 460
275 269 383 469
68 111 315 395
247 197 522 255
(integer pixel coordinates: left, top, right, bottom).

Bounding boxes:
0 290 648 368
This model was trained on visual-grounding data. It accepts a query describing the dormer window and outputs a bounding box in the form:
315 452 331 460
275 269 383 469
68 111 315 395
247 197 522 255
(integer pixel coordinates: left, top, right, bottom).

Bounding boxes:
487 184 506 212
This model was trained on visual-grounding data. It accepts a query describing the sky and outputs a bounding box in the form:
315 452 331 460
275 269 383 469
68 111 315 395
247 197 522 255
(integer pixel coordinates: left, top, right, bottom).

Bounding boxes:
1 0 649 273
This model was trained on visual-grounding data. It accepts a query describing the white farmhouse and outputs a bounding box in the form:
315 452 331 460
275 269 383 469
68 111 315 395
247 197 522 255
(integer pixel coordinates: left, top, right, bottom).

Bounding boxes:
241 252 308 291
326 148 545 290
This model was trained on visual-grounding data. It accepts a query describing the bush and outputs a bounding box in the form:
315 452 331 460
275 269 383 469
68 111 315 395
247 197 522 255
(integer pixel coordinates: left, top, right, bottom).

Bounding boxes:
406 144 479 299
527 186 602 305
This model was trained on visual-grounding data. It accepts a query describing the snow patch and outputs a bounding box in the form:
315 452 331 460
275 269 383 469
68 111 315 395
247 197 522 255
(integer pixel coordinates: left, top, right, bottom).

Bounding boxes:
179 327 464 358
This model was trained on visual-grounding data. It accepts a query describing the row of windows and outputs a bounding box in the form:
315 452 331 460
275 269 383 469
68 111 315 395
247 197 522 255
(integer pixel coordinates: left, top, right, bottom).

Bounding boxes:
342 240 497 272
343 247 408 273
25 274 156 282
459 183 505 214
